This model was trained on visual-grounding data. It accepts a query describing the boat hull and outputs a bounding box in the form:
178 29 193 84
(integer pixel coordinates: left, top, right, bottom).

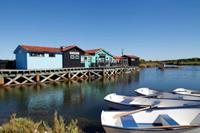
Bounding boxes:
103 126 200 133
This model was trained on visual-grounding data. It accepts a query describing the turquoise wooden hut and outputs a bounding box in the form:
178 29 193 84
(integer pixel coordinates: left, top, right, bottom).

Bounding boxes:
84 48 113 68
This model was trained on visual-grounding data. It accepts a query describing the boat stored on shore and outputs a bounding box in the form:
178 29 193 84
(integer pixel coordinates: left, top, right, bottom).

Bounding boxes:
101 108 200 133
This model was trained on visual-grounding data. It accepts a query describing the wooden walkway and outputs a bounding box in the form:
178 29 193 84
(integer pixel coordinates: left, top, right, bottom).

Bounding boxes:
0 67 139 86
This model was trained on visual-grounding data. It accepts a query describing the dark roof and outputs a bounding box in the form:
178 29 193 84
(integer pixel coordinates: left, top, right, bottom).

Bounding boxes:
19 45 61 53
122 55 139 59
62 45 85 53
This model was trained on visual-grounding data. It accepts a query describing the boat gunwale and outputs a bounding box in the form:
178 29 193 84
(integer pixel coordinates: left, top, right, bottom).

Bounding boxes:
104 93 200 108
105 101 200 112
105 93 200 103
135 88 200 100
102 124 200 131
104 99 149 107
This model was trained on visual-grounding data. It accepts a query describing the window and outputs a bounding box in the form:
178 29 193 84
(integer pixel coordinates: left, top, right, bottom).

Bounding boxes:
30 52 45 57
18 50 22 54
75 55 79 59
81 56 85 63
70 54 80 60
70 54 74 59
99 54 105 58
49 53 55 57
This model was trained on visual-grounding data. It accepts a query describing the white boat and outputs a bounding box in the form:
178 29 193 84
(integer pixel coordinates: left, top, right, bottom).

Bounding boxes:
101 108 200 133
104 93 200 109
104 94 151 110
173 88 200 97
135 88 163 97
135 88 200 101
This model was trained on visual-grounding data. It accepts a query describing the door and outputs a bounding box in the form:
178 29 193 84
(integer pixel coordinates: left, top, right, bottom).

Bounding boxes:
84 56 91 68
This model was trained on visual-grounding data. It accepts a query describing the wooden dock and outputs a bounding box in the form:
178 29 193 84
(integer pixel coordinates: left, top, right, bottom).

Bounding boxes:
0 67 139 86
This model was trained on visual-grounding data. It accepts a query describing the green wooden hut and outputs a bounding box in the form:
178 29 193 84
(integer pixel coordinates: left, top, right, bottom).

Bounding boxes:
84 48 113 68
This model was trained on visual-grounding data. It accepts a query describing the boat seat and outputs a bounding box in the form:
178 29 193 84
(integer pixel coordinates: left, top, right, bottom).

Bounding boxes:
154 114 179 126
121 114 179 128
121 98 133 104
121 115 138 128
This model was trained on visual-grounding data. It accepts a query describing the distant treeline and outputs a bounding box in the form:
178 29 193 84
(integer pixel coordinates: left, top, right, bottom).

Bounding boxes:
140 58 200 66
162 58 200 65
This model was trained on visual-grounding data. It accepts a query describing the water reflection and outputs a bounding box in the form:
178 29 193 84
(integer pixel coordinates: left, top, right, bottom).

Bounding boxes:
28 90 64 115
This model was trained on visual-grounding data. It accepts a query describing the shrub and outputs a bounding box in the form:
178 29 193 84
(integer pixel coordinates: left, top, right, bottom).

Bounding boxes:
66 119 84 133
0 113 84 133
0 113 40 133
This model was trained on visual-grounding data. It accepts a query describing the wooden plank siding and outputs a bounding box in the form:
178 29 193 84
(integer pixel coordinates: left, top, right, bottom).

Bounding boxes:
63 47 85 68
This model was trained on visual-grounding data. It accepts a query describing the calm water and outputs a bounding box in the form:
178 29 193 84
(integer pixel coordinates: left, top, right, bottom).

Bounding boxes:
0 66 200 132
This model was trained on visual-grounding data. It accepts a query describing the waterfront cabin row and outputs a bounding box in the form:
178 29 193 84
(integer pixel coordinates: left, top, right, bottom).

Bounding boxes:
14 44 139 69
14 45 85 69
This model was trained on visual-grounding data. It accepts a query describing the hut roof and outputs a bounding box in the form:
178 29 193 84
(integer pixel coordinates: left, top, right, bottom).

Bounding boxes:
113 56 123 60
62 45 85 53
15 44 85 54
85 48 102 55
123 55 139 59
19 45 61 53
85 48 113 57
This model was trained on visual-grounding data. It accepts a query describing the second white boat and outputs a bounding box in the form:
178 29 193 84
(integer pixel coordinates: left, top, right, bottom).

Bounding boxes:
135 88 200 101
173 88 200 97
104 93 200 109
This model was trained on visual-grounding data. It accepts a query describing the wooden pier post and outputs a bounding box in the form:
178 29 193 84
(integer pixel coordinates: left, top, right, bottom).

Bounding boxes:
88 71 91 78
36 73 40 82
103 68 106 77
114 68 117 76
68 71 71 80
0 75 4 85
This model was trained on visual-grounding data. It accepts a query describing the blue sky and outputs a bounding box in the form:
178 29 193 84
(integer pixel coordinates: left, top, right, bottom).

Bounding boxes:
0 0 200 60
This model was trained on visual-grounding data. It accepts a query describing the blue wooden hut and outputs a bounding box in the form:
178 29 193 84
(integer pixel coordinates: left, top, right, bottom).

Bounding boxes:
14 45 63 69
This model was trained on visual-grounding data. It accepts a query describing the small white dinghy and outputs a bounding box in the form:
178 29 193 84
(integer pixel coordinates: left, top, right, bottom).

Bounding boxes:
173 88 200 97
104 93 200 109
135 88 200 101
101 108 200 133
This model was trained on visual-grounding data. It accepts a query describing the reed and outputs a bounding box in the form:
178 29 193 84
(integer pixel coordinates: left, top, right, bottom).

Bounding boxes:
0 113 84 133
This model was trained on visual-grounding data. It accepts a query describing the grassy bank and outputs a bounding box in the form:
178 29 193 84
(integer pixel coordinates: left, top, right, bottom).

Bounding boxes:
139 62 160 68
0 113 84 133
139 59 160 68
